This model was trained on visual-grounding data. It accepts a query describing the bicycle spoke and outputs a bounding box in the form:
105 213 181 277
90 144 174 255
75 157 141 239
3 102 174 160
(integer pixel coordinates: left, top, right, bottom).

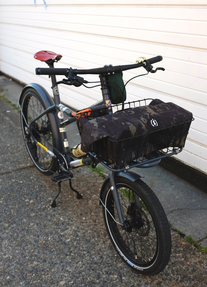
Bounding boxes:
20 89 56 174
109 185 158 265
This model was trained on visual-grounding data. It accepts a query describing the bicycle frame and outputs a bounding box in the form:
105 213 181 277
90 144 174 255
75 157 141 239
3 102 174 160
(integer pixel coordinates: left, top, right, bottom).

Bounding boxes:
19 57 181 227
19 75 181 227
19 51 189 274
19 71 139 226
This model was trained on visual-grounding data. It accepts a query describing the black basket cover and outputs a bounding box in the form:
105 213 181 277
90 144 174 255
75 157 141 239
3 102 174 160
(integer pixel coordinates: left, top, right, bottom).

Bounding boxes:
78 99 193 167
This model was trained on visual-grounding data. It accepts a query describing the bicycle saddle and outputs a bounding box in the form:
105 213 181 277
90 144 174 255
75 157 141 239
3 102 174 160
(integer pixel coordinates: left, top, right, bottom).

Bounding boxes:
34 50 62 62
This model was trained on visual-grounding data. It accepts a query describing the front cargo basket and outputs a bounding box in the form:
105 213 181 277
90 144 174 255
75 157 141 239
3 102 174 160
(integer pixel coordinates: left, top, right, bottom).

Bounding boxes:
78 99 193 169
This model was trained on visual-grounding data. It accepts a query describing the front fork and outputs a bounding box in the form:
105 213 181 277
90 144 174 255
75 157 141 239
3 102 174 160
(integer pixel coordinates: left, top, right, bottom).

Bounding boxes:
110 171 125 225
109 171 141 228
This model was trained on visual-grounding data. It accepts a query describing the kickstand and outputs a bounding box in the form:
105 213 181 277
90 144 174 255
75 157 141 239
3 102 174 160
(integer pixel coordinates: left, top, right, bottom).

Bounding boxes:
51 182 62 208
69 179 83 199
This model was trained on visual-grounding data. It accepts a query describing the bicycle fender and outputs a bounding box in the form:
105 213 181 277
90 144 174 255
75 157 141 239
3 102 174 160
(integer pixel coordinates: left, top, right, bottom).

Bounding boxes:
99 170 142 203
19 83 63 152
19 83 54 107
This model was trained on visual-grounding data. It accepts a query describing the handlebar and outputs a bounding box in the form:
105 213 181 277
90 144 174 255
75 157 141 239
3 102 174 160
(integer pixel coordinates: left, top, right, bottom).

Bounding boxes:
35 68 70 76
145 55 163 65
35 55 163 77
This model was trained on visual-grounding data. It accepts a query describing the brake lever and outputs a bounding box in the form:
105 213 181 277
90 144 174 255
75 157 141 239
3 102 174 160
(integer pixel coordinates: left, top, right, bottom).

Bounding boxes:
143 61 165 73
151 67 165 73
71 76 89 87
66 68 88 86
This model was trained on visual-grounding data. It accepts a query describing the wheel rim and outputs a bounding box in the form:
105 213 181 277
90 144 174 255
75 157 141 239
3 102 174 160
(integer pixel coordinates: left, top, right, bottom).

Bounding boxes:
104 183 159 269
21 92 54 172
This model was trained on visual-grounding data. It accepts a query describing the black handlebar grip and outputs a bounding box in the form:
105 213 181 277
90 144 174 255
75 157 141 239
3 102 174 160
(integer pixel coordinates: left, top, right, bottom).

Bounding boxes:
146 55 163 65
35 68 69 76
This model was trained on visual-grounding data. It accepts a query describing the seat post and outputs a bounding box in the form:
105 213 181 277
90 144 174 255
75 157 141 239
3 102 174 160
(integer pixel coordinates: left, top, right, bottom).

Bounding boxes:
47 62 71 160
47 62 61 105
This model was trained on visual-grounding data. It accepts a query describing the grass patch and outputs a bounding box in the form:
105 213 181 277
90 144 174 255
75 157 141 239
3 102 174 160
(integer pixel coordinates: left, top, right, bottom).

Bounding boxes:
198 245 207 254
171 226 207 255
0 93 19 110
184 235 207 254
121 188 134 201
88 164 106 178
174 228 185 238
185 235 196 245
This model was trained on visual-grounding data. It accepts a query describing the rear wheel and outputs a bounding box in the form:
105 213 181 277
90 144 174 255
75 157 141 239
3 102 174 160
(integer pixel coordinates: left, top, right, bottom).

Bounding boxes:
102 177 171 275
20 88 57 175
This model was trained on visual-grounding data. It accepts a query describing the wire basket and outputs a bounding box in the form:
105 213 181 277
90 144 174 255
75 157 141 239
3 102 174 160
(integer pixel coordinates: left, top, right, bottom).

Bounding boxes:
78 99 193 169
92 120 191 168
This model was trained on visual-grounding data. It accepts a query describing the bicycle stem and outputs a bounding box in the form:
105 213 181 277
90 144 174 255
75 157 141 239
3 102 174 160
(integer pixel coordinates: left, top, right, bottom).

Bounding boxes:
99 74 112 114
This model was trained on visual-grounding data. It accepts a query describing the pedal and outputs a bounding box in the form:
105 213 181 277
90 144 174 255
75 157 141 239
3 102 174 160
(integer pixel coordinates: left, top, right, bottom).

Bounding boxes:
51 172 73 183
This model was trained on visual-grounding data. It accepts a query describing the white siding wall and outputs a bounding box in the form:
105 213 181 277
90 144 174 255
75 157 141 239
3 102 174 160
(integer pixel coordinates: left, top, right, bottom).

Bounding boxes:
0 0 207 174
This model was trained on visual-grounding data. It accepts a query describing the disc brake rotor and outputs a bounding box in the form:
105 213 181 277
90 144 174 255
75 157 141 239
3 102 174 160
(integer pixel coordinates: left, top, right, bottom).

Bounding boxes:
127 203 150 236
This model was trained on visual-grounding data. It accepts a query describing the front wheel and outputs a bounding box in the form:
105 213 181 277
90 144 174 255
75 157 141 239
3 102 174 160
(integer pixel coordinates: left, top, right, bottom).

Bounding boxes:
101 177 171 275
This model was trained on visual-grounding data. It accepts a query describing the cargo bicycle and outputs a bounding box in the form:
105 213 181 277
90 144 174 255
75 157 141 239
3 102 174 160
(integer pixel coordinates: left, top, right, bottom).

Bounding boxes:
19 51 193 275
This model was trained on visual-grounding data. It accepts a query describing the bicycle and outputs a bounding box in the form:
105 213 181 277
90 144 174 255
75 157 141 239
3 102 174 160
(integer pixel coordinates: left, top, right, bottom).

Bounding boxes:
19 50 193 275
